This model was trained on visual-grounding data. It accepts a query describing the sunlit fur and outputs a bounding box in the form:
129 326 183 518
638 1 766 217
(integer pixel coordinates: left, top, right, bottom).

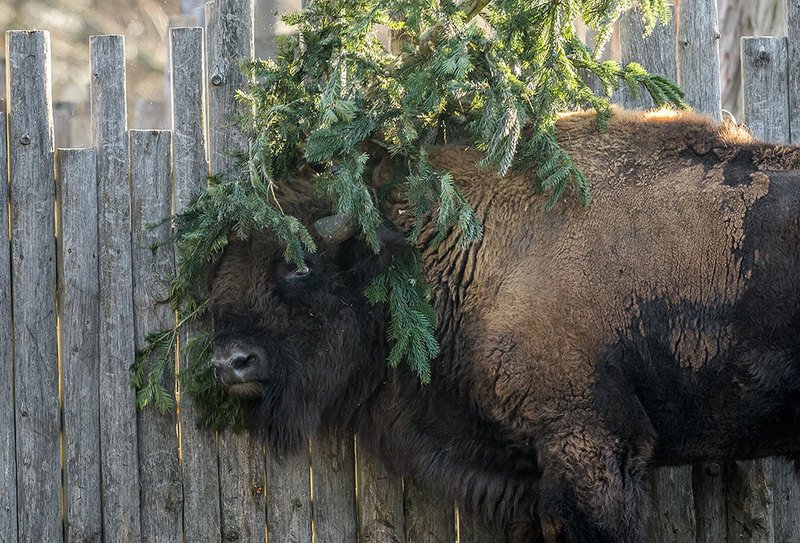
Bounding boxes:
211 110 800 543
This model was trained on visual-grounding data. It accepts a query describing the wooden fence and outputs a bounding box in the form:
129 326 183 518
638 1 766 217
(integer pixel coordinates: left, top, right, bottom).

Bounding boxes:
1 1 800 542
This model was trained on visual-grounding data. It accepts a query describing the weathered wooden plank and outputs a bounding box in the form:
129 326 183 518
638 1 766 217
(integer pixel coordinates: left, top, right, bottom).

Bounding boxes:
205 2 268 540
0 108 18 543
676 0 722 121
90 34 142 542
769 458 800 543
646 465 696 542
726 459 773 543
170 26 223 542
266 450 312 543
57 148 103 543
737 39 795 543
356 439 404 543
458 507 505 543
310 431 357 543
618 5 677 110
219 435 267 542
403 479 455 543
693 461 727 543
206 0 253 173
6 30 62 543
130 129 184 542
741 36 790 144
787 0 800 143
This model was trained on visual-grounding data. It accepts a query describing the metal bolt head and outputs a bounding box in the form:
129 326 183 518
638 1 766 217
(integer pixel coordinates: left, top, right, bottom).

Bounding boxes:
211 73 224 86
20 134 30 145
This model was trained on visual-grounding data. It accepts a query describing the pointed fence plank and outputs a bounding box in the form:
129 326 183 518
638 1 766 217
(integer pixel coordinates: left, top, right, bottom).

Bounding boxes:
0 107 18 543
676 0 722 121
356 439 404 543
310 432 357 543
91 34 142 542
205 2 269 540
57 148 103 542
130 129 184 542
618 6 677 110
6 30 62 543
170 26 223 542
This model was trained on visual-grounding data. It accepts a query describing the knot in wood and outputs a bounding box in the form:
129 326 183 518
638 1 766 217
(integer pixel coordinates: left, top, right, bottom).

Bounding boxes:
704 462 721 477
757 49 770 62
19 134 31 145
211 73 225 86
224 529 240 541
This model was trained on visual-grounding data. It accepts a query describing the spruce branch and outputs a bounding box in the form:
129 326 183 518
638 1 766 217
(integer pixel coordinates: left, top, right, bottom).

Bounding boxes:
133 0 681 429
418 0 493 54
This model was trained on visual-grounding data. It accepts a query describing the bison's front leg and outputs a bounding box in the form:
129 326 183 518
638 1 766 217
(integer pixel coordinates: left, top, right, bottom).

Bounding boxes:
535 425 653 543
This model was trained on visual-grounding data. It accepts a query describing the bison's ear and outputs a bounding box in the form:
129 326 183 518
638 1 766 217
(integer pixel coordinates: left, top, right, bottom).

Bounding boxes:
340 228 410 286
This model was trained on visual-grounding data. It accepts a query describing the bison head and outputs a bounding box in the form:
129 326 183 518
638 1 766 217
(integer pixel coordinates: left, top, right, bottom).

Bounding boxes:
209 214 407 453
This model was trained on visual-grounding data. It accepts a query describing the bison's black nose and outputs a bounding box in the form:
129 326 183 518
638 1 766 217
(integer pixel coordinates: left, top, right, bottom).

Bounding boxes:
211 340 267 386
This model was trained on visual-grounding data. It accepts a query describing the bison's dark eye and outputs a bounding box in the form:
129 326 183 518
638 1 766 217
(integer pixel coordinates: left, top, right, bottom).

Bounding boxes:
285 266 310 281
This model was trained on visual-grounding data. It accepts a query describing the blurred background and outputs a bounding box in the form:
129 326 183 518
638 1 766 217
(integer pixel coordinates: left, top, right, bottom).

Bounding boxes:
0 0 789 133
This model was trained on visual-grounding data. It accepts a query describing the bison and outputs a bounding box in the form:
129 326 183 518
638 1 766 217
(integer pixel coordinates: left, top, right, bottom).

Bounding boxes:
208 109 800 542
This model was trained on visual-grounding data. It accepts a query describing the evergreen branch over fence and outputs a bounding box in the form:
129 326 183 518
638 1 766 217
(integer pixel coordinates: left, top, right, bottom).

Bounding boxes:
132 0 685 428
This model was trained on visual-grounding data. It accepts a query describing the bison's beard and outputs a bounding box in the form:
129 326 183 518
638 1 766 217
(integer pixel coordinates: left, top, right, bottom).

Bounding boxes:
246 380 322 456
227 381 264 399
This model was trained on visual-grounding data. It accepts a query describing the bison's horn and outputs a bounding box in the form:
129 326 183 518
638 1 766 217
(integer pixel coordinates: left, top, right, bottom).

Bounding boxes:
313 214 359 244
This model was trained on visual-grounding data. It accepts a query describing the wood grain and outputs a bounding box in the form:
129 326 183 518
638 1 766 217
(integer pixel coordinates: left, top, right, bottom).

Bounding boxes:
0 106 18 543
646 466 696 542
91 34 142 542
310 431 357 543
6 30 62 543
204 2 268 540
618 6 677 110
741 36 790 144
266 449 312 543
356 438 404 543
170 25 223 542
57 148 103 542
403 479 455 543
676 0 722 121
130 129 184 542
788 0 800 143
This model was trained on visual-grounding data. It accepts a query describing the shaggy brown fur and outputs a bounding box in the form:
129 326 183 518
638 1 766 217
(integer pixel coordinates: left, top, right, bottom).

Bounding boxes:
210 110 800 542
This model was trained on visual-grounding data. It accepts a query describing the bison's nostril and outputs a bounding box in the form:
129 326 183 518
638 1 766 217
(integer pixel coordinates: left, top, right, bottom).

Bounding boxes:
211 342 265 385
231 354 254 371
